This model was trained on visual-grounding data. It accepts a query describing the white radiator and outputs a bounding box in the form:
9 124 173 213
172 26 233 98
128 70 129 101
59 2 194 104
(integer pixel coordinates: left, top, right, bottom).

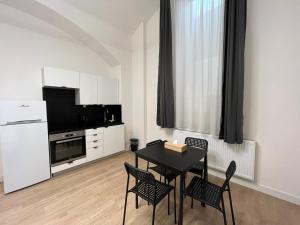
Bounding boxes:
173 130 256 181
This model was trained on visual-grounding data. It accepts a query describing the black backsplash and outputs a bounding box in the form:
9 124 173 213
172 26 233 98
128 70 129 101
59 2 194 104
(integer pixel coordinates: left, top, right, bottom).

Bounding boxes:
105 105 122 122
83 105 104 127
43 88 122 133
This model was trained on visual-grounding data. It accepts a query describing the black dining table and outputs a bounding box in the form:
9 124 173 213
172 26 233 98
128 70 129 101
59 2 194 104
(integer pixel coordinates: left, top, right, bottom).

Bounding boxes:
135 144 207 225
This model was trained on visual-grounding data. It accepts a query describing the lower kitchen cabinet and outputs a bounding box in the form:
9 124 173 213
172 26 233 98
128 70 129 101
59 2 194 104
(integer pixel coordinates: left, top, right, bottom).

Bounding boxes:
86 124 124 160
103 124 125 157
85 128 104 162
52 125 125 174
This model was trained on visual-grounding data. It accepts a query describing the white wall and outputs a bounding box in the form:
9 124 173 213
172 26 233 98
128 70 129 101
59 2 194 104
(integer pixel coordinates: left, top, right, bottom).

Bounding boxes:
131 11 173 148
133 0 300 204
0 23 114 101
131 23 146 148
243 0 300 203
102 43 133 149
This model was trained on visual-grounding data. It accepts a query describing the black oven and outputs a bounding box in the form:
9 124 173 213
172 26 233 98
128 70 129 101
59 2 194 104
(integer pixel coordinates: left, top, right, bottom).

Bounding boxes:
49 130 86 166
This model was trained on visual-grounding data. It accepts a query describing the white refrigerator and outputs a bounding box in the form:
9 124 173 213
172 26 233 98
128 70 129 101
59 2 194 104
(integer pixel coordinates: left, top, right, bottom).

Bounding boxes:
0 101 51 193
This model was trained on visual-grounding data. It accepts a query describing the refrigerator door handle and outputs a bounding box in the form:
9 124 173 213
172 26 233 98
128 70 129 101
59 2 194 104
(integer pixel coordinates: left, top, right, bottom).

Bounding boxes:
6 119 43 125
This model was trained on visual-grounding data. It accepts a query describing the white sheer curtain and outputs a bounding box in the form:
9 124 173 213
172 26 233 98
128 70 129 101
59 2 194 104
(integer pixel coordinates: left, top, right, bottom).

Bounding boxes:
171 0 224 136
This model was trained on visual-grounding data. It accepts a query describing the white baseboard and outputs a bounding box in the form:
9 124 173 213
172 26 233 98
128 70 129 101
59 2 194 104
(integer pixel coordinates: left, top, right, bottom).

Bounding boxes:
208 169 300 206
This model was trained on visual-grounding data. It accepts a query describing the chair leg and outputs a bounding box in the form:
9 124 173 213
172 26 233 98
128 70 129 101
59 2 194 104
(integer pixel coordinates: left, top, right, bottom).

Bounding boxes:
122 191 128 225
174 177 176 190
147 184 150 206
183 174 186 198
160 176 162 182
190 178 195 209
122 176 130 225
221 197 227 225
174 187 177 224
228 188 236 225
152 205 156 225
168 181 170 215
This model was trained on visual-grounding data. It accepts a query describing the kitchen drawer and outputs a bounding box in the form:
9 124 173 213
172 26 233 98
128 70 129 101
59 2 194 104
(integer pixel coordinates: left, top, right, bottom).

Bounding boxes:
85 129 98 136
86 134 103 142
86 146 103 162
51 157 86 174
86 140 103 149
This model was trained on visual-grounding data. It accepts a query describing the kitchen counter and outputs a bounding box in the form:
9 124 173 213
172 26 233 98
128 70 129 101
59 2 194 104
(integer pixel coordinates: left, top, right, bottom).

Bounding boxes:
48 122 124 134
85 121 124 129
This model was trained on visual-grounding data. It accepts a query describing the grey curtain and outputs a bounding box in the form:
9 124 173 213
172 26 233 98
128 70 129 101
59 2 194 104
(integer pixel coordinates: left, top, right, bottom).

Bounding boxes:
157 0 175 128
219 0 247 144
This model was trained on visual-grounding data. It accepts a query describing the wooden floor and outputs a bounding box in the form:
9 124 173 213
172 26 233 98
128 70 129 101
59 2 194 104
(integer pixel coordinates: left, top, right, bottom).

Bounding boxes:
0 152 299 225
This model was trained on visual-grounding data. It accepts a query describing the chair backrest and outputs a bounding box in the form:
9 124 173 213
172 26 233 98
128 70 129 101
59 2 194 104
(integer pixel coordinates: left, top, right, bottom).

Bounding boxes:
185 137 208 151
146 139 163 148
124 162 156 185
221 161 236 190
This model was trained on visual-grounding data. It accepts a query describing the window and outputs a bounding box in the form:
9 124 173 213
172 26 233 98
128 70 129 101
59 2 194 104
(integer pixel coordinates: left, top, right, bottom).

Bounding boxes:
172 0 224 135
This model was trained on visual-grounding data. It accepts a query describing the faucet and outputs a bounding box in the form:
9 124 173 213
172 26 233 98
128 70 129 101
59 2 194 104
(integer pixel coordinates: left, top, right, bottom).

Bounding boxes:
104 108 109 123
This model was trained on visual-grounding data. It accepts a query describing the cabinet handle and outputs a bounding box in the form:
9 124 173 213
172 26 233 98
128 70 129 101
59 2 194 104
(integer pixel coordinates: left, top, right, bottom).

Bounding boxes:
93 140 98 143
93 146 98 149
20 105 30 107
93 134 98 136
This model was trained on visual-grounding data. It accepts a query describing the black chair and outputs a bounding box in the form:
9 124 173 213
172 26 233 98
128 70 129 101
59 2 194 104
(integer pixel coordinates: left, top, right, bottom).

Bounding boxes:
185 161 236 225
146 140 178 185
122 162 176 225
185 137 208 178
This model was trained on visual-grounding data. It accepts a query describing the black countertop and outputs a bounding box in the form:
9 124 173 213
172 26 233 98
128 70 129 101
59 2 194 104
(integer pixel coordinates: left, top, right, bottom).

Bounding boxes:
48 122 124 134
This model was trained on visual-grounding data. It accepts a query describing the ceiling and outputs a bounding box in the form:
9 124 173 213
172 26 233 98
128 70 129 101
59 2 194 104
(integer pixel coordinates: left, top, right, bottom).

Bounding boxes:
64 0 160 34
0 3 78 44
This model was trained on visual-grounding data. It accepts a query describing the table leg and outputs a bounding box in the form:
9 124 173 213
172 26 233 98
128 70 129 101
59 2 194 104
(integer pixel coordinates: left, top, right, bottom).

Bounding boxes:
204 155 208 181
135 153 138 209
201 155 208 207
178 173 184 225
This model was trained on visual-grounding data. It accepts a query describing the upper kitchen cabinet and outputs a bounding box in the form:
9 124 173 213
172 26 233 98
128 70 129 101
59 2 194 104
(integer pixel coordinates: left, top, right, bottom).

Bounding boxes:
42 66 79 89
75 73 98 105
98 76 119 105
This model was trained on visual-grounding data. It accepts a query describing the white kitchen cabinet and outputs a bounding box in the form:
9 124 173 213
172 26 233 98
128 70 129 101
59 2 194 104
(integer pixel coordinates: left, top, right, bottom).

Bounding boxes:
76 73 98 105
103 124 125 157
42 66 79 89
98 76 119 105
85 128 104 162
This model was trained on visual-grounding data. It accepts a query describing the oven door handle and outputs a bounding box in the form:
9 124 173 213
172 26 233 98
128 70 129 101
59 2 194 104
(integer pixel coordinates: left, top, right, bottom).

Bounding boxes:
56 137 83 144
